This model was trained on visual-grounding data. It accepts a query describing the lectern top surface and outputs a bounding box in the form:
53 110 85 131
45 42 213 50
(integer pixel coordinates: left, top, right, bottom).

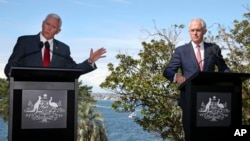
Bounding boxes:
178 71 250 90
10 67 83 82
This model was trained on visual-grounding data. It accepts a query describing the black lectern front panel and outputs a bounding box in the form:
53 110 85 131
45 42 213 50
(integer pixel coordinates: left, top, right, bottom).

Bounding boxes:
178 72 250 141
10 82 76 141
9 67 80 141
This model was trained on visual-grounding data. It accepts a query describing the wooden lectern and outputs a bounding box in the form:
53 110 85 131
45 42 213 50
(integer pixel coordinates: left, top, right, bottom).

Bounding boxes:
178 71 250 141
8 67 83 141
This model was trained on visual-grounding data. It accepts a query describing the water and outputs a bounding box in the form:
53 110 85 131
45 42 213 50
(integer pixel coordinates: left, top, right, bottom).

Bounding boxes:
0 117 7 141
96 100 165 141
0 100 166 141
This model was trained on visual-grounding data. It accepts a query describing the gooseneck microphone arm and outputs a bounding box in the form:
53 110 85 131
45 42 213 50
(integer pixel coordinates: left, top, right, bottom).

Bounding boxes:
45 45 75 64
211 46 223 59
18 42 44 64
211 46 231 72
198 46 230 72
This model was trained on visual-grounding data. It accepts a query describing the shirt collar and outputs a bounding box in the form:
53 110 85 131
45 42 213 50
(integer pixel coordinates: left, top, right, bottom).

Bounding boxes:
191 41 204 49
40 33 53 44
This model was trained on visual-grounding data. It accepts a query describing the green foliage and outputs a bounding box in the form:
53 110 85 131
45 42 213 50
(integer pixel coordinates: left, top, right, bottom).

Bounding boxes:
100 33 185 140
0 78 9 121
76 81 108 141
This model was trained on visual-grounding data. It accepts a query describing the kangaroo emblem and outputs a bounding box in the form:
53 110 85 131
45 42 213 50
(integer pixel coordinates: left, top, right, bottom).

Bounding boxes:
25 96 41 112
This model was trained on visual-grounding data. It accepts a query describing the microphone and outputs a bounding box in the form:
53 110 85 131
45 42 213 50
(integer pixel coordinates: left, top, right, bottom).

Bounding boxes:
18 42 43 63
211 45 231 72
45 44 75 65
211 45 224 59
198 46 230 72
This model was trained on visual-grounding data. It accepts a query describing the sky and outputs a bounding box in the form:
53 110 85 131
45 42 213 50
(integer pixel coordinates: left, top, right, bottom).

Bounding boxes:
0 0 249 92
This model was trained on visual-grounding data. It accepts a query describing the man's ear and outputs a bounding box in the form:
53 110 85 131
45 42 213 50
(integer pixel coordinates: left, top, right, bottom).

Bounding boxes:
203 29 207 35
56 29 61 34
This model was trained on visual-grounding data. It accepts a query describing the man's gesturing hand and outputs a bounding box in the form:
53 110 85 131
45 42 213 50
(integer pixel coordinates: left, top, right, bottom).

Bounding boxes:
88 47 106 63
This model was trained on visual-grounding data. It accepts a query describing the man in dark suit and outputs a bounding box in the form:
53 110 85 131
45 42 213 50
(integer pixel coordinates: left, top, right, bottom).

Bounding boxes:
4 13 106 78
163 18 230 140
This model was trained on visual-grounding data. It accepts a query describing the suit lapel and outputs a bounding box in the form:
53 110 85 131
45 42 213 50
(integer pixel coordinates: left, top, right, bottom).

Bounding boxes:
34 34 43 66
203 43 211 71
50 40 58 66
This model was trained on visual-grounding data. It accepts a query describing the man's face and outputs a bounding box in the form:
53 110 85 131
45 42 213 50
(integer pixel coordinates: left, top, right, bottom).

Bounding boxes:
41 16 61 40
188 20 207 44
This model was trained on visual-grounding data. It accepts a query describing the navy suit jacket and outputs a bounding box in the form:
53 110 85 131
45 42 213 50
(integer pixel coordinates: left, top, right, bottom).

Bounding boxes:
4 33 96 77
163 42 230 106
163 42 230 82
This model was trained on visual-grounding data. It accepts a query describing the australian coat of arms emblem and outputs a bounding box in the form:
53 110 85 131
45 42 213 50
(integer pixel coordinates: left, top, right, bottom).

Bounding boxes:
24 93 65 123
198 96 230 122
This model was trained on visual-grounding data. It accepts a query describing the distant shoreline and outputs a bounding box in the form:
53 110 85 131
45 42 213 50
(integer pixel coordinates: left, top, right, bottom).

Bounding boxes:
91 93 121 101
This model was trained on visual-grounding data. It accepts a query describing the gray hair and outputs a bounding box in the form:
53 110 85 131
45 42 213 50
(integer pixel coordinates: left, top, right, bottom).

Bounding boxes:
44 13 62 28
189 18 206 29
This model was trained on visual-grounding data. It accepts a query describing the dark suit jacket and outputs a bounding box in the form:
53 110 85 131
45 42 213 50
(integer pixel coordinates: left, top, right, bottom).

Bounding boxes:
163 41 230 106
4 33 96 77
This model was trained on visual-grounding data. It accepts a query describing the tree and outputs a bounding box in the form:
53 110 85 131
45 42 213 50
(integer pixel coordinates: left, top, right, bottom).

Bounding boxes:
0 78 9 121
77 81 108 141
100 25 185 140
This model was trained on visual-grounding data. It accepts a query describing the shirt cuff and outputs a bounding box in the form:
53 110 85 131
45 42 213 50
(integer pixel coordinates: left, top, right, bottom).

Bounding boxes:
173 73 177 83
89 62 95 68
88 59 95 68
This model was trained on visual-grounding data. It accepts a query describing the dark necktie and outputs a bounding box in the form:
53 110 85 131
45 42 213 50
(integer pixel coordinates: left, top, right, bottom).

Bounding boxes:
196 44 202 70
43 41 50 67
